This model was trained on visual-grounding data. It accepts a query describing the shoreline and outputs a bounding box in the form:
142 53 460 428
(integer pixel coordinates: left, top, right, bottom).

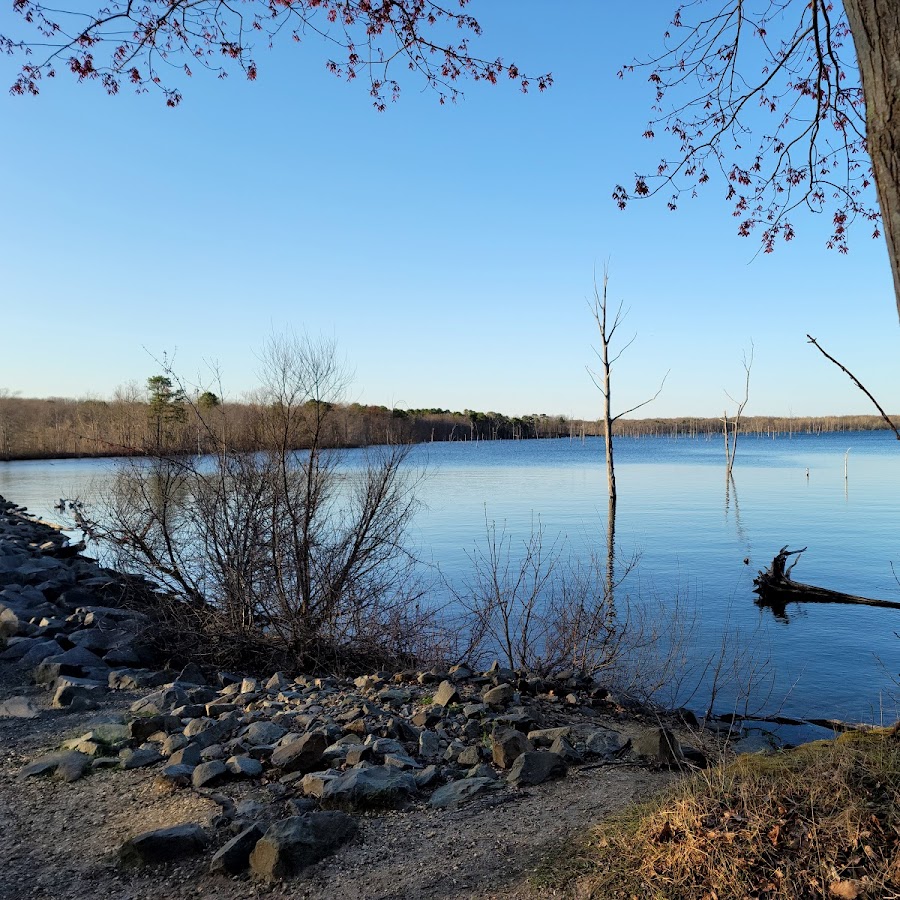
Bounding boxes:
0 491 890 896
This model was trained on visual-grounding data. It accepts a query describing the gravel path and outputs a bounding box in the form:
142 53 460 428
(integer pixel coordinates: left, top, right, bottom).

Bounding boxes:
0 663 672 900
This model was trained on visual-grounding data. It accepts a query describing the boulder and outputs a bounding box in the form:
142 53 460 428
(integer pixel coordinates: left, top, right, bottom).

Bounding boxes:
507 751 567 787
122 747 164 769
550 736 584 764
418 731 441 760
491 726 532 769
585 728 628 757
119 823 209 868
192 759 228 789
169 743 203 767
209 823 264 875
245 720 286 746
632 727 683 765
249 813 356 879
428 777 500 809
33 646 105 683
20 750 91 782
320 765 417 809
51 681 104 710
226 755 263 778
456 746 481 767
432 680 460 707
270 731 327 774
483 683 515 707
158 763 196 786
0 695 39 718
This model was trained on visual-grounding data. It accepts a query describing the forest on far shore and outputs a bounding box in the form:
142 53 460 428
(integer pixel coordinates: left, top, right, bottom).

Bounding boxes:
0 389 895 461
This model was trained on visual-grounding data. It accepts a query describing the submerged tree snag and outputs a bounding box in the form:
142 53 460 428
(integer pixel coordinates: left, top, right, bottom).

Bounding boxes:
754 545 900 612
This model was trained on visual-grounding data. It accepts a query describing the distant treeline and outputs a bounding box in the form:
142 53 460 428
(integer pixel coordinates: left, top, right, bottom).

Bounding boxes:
0 393 896 461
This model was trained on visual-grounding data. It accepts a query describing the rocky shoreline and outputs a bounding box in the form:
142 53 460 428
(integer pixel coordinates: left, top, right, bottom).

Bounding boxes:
0 494 709 896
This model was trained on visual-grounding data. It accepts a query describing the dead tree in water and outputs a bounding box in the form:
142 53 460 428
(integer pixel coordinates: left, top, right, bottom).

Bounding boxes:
587 267 668 508
724 344 753 478
754 546 900 612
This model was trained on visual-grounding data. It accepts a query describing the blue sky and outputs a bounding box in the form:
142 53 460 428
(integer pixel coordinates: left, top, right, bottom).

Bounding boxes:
2 1 897 418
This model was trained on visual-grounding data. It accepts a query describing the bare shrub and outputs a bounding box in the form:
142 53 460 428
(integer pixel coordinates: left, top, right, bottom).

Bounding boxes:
453 515 776 723
85 334 433 674
452 514 639 678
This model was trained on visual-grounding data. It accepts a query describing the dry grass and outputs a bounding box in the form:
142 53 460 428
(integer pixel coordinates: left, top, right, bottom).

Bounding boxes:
538 727 900 899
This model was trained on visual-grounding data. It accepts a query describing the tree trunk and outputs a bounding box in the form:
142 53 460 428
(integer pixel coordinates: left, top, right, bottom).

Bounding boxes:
845 0 900 321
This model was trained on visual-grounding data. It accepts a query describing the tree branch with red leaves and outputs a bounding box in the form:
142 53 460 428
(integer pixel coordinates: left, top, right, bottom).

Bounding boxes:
4 0 551 108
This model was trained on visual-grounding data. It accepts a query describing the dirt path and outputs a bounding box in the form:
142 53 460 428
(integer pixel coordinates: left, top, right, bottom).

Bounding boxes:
0 663 672 900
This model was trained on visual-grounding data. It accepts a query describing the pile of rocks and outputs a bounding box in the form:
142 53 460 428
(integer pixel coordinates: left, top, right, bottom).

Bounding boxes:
1 495 700 882
0 497 160 711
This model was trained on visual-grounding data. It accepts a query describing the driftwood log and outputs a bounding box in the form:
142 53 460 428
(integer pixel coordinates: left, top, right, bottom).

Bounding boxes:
753 546 900 612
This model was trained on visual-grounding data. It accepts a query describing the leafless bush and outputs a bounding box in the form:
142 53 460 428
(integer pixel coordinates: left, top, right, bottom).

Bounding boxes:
451 515 638 677
84 334 435 674
453 516 777 721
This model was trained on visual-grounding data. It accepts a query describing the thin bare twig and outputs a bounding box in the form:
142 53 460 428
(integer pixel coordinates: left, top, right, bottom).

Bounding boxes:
806 335 900 440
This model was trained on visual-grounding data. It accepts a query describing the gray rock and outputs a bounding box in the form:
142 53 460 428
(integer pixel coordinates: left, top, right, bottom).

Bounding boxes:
483 683 515 707
122 747 164 769
507 751 567 787
384 750 422 770
300 770 341 798
550 736 584 764
246 720 286 745
467 763 498 780
527 726 571 747
584 727 629 758
159 763 195 786
428 777 500 809
161 733 188 757
51 681 104 709
169 743 203 767
34 646 105 683
20 750 91 782
226 755 263 778
200 743 225 761
270 731 327 774
192 759 228 789
321 765 417 809
457 746 482 767
171 704 207 719
462 703 487 719
102 646 141 667
249 812 357 879
432 680 460 707
210 823 264 874
414 764 440 789
492 726 532 769
632 727 683 765
0 695 39 718
129 714 181 743
418 731 441 760
17 639 64 667
119 823 209 868
0 606 20 638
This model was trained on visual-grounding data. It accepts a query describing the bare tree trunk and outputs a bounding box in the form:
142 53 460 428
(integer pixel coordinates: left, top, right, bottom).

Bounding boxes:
606 494 616 603
603 336 616 504
844 0 900 321
588 267 667 506
723 409 731 471
724 345 753 478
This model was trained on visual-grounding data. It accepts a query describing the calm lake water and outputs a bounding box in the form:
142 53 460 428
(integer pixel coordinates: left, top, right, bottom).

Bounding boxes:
2 431 899 728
